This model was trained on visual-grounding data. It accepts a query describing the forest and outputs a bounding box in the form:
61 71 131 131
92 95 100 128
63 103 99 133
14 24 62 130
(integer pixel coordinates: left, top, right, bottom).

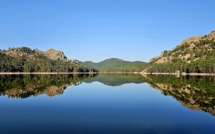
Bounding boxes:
147 38 215 74
82 58 146 72
148 58 215 73
0 47 97 73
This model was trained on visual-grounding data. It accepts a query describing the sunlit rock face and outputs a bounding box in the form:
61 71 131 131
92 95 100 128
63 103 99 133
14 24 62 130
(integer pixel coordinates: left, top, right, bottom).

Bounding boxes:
45 48 67 61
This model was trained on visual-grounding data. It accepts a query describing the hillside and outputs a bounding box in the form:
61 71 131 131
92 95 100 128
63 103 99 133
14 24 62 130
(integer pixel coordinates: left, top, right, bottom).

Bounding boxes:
82 58 146 72
144 30 215 73
0 47 97 73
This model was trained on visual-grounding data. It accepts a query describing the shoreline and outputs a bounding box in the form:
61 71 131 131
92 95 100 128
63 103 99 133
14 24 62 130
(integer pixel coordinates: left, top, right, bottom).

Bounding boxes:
97 72 137 74
0 72 98 75
0 72 138 75
140 72 215 76
0 72 215 76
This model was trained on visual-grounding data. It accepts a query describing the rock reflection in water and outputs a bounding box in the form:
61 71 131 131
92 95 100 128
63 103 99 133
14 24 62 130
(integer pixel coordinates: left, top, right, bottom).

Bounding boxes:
0 74 97 98
1 74 215 117
144 75 215 116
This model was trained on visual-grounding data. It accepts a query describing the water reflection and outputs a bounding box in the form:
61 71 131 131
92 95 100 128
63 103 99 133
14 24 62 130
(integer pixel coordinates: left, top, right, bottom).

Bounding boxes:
0 74 145 99
1 74 215 117
0 74 97 98
83 74 146 86
144 75 215 116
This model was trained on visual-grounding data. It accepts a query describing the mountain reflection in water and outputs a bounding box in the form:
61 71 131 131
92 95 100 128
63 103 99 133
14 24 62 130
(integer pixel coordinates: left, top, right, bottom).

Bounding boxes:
1 74 215 117
144 75 215 116
0 74 97 98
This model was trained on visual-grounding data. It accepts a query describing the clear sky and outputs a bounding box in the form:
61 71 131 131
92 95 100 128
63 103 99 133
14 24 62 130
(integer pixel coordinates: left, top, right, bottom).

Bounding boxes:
0 0 215 62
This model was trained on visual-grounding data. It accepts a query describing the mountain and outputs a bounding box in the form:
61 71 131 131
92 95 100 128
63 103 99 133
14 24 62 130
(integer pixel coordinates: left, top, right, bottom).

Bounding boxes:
82 58 146 72
144 30 215 73
0 47 97 73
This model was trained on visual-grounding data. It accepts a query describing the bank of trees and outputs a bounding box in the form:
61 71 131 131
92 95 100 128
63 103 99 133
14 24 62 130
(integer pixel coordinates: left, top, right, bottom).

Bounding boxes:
0 51 97 73
148 37 215 74
148 58 215 73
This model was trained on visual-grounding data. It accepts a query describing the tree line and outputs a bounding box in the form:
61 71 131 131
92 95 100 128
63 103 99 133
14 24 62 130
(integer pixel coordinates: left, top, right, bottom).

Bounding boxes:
148 58 215 73
148 38 215 74
0 49 97 73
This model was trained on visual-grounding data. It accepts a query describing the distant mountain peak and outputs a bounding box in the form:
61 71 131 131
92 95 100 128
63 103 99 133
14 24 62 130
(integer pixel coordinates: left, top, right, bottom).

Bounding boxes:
102 58 124 62
82 58 146 72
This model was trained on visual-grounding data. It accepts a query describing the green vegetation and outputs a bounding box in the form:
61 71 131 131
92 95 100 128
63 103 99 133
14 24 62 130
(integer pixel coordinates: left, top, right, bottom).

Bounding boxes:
148 58 215 73
83 74 146 86
146 32 215 73
144 75 215 116
82 58 146 72
146 75 215 90
0 74 97 98
0 47 98 73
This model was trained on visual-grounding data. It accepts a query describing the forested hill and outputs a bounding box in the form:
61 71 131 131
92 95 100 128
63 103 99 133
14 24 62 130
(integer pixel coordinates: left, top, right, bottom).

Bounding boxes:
0 47 97 72
83 74 145 86
82 58 146 72
144 30 215 73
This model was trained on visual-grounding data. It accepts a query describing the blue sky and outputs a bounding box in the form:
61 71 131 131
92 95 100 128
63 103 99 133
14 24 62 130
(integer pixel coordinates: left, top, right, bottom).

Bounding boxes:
0 0 215 62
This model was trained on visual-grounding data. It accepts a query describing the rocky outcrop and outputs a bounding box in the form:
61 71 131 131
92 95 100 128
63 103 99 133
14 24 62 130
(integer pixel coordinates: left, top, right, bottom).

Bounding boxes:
43 48 80 63
3 47 42 61
2 47 80 64
147 30 215 65
143 30 215 73
4 47 68 61
178 36 201 47
45 48 67 60
207 30 215 39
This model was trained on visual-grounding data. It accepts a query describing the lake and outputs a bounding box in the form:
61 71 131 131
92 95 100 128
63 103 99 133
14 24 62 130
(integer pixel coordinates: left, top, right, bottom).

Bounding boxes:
0 74 215 134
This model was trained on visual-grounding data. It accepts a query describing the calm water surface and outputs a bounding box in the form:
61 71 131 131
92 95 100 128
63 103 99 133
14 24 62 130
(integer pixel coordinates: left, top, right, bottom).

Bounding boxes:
0 74 215 134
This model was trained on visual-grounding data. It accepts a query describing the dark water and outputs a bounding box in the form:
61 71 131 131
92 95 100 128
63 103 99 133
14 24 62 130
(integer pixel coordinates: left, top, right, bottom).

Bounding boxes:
0 74 215 134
